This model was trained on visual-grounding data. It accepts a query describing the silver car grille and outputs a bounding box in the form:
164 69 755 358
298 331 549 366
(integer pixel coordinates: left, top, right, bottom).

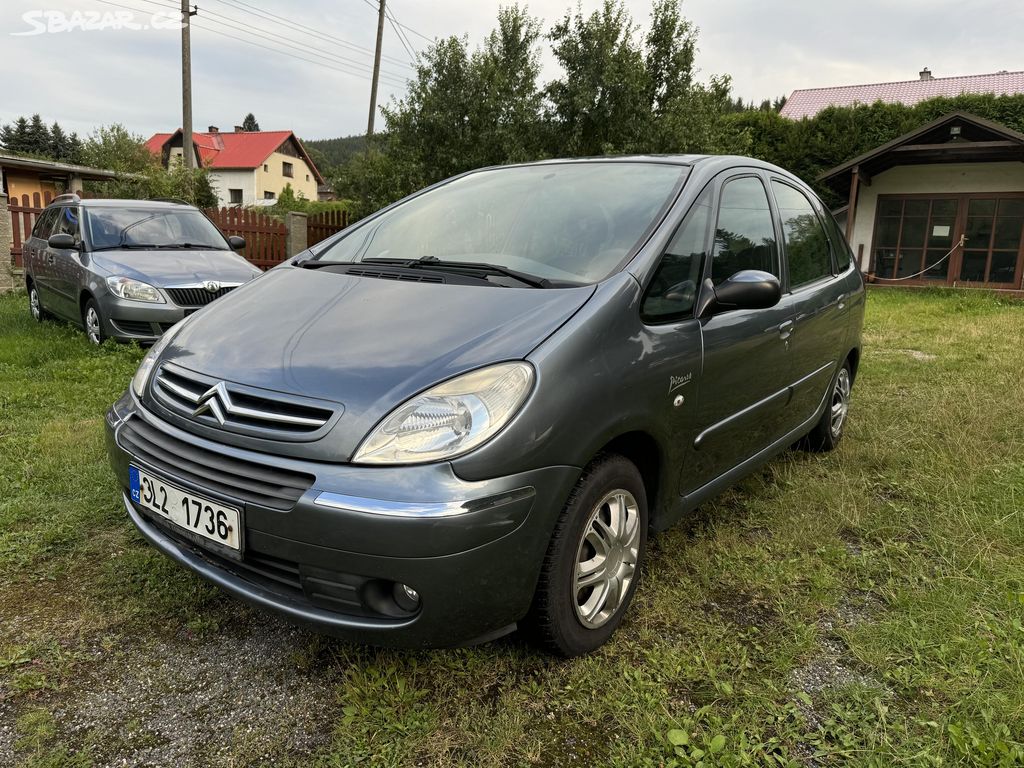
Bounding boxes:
151 362 338 439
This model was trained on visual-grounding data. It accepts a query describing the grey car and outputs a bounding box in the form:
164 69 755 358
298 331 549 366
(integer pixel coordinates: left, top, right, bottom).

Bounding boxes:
24 195 261 344
105 156 864 655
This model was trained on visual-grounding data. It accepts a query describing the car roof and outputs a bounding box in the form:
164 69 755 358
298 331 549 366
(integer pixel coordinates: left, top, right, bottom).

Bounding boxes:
48 198 199 210
479 154 799 178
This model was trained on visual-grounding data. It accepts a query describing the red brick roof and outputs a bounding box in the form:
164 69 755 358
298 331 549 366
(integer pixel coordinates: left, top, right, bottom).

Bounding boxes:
144 129 323 183
780 70 1024 120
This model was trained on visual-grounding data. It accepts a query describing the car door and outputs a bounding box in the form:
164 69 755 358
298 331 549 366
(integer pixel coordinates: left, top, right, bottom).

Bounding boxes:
28 207 59 305
48 205 83 319
681 172 794 495
769 179 850 433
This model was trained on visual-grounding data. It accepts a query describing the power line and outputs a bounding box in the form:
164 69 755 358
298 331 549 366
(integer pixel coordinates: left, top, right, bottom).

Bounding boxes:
358 0 434 44
386 6 418 61
132 0 409 82
385 10 415 62
211 0 414 69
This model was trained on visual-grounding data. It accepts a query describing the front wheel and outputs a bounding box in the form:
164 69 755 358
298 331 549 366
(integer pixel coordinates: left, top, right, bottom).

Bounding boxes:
28 283 45 322
82 298 106 345
526 454 648 656
801 360 852 452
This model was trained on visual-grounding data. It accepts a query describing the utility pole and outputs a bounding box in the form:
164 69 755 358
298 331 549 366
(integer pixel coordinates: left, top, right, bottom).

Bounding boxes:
181 1 197 169
366 0 386 140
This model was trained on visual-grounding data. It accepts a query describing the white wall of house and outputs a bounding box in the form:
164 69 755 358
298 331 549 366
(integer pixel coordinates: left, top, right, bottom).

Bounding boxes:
208 170 257 207
851 161 1024 270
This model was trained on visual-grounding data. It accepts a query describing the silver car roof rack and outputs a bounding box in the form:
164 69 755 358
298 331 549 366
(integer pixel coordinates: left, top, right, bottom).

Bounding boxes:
50 193 81 205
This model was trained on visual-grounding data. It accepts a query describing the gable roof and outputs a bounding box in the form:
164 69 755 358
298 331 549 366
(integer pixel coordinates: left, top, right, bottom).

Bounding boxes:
144 129 324 183
781 70 1024 120
818 111 1024 197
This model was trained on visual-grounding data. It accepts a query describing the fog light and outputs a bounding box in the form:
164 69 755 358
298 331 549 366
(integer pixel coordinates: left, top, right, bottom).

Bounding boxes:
393 582 420 612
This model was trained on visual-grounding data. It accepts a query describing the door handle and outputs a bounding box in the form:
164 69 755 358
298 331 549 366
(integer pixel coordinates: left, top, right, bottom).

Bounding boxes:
778 320 794 339
834 292 847 310
46 254 55 265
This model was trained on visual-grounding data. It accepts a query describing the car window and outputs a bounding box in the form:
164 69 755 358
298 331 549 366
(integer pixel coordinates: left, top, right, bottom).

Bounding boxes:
822 207 855 271
642 186 713 322
711 177 778 284
32 208 58 239
772 181 832 287
53 206 81 241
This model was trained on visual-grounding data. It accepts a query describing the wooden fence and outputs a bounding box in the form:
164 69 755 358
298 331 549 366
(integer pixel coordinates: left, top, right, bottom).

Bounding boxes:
307 208 349 247
9 191 54 269
203 207 288 270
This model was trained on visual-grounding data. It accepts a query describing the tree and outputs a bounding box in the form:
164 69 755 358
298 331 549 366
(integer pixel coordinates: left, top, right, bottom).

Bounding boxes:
241 112 260 132
25 114 51 156
49 122 70 161
81 124 155 174
0 117 30 153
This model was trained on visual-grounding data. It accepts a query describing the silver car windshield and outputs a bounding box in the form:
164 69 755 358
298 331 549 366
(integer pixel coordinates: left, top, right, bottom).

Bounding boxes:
85 208 229 251
316 162 688 284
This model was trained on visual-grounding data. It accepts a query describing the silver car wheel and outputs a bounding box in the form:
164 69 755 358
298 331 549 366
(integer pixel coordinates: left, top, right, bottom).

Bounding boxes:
830 367 851 438
29 287 41 321
573 489 640 629
85 305 102 345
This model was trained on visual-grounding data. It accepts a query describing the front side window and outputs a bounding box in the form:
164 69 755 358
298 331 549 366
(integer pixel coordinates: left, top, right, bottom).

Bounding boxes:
54 206 80 241
317 162 687 285
711 176 778 284
83 207 229 251
772 181 832 287
642 186 712 322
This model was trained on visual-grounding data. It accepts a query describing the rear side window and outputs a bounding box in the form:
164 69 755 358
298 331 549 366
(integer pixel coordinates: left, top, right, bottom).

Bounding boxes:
772 181 832 287
32 208 58 239
642 186 713 322
822 208 856 271
711 177 778 284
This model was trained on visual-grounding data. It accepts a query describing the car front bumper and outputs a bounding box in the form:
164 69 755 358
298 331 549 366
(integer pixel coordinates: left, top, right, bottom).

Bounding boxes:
105 392 579 648
99 293 193 343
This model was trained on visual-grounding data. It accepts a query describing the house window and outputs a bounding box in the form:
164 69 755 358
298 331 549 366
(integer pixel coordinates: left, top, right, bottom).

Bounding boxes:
264 191 275 200
229 188 243 205
872 194 1024 285
305 174 310 182
282 162 293 178
263 164 269 172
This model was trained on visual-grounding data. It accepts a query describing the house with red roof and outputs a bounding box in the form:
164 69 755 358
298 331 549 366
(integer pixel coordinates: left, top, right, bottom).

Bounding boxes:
144 125 324 207
781 70 1024 291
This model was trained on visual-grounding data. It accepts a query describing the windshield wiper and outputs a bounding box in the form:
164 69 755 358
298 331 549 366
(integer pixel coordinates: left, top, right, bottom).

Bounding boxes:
362 256 553 288
91 243 160 251
156 243 225 250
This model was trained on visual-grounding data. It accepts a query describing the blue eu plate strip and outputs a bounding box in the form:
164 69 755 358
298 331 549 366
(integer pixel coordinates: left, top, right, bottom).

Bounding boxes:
129 465 141 504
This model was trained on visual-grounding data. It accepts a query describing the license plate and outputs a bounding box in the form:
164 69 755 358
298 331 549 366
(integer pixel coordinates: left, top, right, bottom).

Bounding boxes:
129 465 241 551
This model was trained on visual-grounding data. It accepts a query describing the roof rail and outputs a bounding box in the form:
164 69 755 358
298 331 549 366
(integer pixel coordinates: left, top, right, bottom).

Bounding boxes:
50 193 81 205
149 197 191 205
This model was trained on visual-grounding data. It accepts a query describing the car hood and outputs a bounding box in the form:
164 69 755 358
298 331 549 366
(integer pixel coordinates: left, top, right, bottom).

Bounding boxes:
159 266 595 459
91 249 259 286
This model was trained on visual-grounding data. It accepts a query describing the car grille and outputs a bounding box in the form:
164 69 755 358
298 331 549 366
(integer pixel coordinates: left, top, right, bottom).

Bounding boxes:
117 416 315 510
152 363 336 439
166 285 236 307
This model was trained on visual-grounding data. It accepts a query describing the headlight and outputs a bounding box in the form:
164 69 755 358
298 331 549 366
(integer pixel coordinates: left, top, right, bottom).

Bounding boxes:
132 321 185 397
106 276 164 303
353 362 535 464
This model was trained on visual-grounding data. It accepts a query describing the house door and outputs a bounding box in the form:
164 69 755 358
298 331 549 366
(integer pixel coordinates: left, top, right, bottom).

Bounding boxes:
952 198 1024 287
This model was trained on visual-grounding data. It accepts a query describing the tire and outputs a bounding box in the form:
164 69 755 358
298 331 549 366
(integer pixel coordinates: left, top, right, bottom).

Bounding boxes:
801 360 852 452
526 454 649 656
28 282 46 322
82 298 106 346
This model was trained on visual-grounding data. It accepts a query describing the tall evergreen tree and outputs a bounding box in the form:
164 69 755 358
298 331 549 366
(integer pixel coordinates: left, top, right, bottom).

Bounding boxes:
241 113 260 131
25 114 51 155
49 122 70 161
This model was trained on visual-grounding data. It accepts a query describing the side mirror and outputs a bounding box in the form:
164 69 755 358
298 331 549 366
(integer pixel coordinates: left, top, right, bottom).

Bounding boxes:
48 233 77 250
228 235 246 250
697 269 781 317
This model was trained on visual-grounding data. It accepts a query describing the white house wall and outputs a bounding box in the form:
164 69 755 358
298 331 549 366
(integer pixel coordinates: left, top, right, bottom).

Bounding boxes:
851 161 1024 270
209 170 256 207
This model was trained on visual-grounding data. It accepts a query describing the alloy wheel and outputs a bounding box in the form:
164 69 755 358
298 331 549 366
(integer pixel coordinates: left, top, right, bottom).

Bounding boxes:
573 489 641 629
85 305 102 345
830 367 851 438
29 288 41 321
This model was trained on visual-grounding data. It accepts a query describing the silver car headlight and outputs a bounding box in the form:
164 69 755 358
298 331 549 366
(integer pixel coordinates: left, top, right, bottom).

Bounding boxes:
107 276 165 303
353 362 535 464
132 321 186 398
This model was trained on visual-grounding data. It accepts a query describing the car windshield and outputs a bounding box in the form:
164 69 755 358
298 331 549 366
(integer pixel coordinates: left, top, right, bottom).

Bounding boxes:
315 162 688 284
84 207 228 250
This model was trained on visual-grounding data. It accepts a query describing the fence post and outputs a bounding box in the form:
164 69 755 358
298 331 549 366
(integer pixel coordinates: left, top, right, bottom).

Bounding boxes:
285 211 308 258
0 192 13 294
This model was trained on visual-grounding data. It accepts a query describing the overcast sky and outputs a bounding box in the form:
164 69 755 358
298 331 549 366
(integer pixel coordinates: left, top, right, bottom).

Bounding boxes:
2 0 1021 142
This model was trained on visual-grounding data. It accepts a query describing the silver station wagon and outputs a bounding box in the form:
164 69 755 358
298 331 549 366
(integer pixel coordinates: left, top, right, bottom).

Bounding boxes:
23 196 260 344
106 156 865 655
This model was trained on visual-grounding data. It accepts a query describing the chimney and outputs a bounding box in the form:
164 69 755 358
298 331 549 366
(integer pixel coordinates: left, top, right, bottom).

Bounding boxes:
234 125 245 132
919 68 933 81
208 125 219 133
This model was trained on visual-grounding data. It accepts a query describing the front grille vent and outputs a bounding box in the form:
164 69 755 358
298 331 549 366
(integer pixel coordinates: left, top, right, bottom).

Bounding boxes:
152 363 335 438
345 267 444 283
166 285 236 307
118 417 314 510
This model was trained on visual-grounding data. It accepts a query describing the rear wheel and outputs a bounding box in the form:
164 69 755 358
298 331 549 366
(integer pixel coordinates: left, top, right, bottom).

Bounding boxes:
802 361 852 452
28 283 45 322
526 454 648 656
82 298 106 345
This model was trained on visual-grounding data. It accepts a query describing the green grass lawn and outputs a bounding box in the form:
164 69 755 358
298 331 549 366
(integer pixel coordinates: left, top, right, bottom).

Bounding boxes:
1 287 1023 767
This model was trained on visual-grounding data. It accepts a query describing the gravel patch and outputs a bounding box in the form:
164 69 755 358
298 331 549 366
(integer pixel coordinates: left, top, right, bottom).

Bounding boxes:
41 616 342 767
